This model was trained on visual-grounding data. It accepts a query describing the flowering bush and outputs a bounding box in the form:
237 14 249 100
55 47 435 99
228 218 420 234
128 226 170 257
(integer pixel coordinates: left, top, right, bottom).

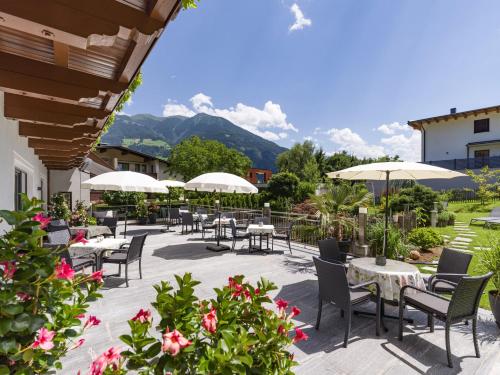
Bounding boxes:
0 195 102 373
85 273 305 374
70 200 94 227
47 193 71 221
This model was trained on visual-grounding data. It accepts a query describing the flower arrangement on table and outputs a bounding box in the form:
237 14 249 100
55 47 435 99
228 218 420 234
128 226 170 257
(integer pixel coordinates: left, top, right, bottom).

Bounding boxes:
0 195 102 373
81 274 307 374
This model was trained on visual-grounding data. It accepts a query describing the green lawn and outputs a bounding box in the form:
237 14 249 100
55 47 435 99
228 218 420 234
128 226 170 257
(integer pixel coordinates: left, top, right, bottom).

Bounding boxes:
429 201 499 310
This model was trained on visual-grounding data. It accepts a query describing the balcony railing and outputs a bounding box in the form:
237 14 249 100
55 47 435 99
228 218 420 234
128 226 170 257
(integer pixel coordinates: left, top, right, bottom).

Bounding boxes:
426 156 500 170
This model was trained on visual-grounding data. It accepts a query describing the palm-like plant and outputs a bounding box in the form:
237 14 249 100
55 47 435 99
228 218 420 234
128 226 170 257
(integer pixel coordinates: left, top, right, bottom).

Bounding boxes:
310 183 373 239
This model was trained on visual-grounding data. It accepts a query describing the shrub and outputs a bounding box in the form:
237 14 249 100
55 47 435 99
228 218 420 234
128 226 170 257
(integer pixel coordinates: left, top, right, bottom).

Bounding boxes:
136 200 148 218
366 220 411 260
267 172 300 200
389 184 440 223
437 211 455 227
0 196 102 373
69 200 92 227
295 181 316 203
408 227 444 251
102 191 146 206
82 274 304 374
476 236 500 292
48 193 71 221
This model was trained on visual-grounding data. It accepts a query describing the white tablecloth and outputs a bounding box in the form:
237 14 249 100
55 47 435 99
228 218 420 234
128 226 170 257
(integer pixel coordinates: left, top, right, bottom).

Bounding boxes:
347 257 426 301
69 238 129 258
213 218 235 225
247 224 275 235
70 226 112 239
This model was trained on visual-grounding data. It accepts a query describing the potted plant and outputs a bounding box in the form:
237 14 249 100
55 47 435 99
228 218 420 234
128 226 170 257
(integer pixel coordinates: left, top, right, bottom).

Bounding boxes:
148 201 160 224
48 193 71 222
476 239 500 328
136 200 148 225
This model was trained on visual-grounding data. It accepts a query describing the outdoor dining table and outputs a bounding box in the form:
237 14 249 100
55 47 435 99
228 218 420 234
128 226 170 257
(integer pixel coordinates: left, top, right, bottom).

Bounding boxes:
247 224 274 252
70 225 112 239
69 237 130 269
212 217 234 239
347 257 426 327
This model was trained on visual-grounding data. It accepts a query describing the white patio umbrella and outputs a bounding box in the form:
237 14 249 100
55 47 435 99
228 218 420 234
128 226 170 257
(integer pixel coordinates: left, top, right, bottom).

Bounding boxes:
327 162 466 265
82 171 169 237
160 180 186 232
185 172 258 251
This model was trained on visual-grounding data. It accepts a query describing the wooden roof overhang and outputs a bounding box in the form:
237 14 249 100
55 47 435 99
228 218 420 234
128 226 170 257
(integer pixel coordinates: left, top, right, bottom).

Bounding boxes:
408 104 500 130
0 0 182 170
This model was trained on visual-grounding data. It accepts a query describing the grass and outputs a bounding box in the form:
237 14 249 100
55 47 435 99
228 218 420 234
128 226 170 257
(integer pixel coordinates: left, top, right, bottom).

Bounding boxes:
122 138 170 148
429 201 500 310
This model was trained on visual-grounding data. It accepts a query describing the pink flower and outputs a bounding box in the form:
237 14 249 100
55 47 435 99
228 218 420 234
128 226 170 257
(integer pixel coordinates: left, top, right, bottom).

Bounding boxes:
243 289 251 301
231 283 243 298
32 327 55 350
72 230 88 245
32 213 51 229
55 258 75 280
83 315 101 329
277 324 286 335
102 346 121 366
202 308 217 334
290 306 301 318
75 313 85 319
89 356 107 375
70 338 85 350
293 328 309 344
255 288 261 295
90 270 103 283
276 299 289 311
162 329 192 356
88 347 121 375
131 309 152 324
0 261 16 280
16 292 31 301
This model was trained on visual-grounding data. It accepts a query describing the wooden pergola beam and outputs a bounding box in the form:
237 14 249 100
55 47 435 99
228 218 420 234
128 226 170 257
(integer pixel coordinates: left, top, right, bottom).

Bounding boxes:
35 149 83 158
19 122 100 140
28 138 92 151
0 0 164 42
4 93 109 125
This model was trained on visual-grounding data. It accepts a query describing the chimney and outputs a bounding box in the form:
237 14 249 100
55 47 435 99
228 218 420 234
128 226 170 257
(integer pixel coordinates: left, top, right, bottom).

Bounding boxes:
450 108 457 114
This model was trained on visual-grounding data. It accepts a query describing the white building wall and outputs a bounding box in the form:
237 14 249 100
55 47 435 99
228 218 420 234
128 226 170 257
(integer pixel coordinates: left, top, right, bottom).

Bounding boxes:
0 92 47 232
49 169 90 209
424 112 500 161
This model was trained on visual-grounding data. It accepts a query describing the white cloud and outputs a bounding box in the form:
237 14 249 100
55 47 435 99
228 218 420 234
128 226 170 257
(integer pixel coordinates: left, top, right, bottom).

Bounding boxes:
162 100 195 117
162 93 296 140
326 123 421 161
377 122 410 135
289 3 312 32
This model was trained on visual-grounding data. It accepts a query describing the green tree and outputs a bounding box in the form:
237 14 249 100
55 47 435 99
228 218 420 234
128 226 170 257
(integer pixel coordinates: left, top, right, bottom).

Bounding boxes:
267 172 300 199
466 166 499 205
314 147 328 180
167 136 252 181
276 141 320 181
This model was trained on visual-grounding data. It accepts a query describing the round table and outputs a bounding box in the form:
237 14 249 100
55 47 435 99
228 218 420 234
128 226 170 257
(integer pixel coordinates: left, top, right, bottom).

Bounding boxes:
347 257 426 302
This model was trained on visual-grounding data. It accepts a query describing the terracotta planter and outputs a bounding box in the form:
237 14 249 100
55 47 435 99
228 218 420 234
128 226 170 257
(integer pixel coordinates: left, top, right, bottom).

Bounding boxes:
489 290 500 329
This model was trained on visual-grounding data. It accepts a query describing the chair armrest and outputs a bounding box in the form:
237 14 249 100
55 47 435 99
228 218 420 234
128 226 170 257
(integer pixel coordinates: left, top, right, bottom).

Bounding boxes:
428 273 467 288
400 285 450 302
349 280 380 298
430 278 458 291
119 243 130 249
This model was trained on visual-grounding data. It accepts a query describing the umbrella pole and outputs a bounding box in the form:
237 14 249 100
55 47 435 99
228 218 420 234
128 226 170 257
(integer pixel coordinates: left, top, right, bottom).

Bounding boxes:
207 190 229 252
377 171 390 266
123 204 128 239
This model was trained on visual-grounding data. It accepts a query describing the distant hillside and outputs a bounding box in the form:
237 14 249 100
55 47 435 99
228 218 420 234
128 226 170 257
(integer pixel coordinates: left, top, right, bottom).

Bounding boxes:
101 113 288 171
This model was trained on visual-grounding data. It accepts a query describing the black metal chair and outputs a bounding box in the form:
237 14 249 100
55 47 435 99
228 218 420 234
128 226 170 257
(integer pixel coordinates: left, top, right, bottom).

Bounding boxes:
253 216 270 225
272 221 293 253
102 217 118 238
168 208 180 225
427 247 473 294
230 219 251 251
318 238 348 263
181 212 194 234
159 207 169 224
100 234 147 287
235 217 250 231
46 227 71 246
399 272 493 368
60 250 96 273
201 214 217 239
313 257 381 348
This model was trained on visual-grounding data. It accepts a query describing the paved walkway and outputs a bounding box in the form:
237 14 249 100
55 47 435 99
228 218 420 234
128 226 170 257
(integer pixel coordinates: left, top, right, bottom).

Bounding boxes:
61 224 500 375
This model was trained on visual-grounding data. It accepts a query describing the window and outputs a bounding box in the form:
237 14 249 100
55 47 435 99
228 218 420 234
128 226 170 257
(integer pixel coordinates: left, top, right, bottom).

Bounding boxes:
118 162 129 171
14 168 27 210
141 165 147 173
256 172 265 184
474 118 489 133
150 165 154 174
474 149 490 168
135 164 141 172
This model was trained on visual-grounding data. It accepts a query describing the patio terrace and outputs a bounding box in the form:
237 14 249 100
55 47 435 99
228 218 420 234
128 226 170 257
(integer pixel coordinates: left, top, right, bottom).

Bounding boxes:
62 223 499 375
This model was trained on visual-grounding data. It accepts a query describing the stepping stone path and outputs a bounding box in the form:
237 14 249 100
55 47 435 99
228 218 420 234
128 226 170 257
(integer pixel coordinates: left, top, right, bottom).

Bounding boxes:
447 221 478 254
421 266 437 273
473 247 491 251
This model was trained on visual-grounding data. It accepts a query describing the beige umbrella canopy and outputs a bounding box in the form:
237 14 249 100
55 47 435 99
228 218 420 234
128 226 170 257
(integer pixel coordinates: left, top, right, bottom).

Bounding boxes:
328 162 466 265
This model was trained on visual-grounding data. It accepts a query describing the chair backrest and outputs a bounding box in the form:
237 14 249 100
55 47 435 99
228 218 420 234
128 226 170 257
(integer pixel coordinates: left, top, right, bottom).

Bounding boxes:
313 256 350 310
47 220 68 232
182 212 193 225
318 238 343 263
229 219 237 236
102 217 118 227
169 208 179 218
127 234 147 262
491 207 500 217
437 248 473 283
204 214 215 224
196 208 207 215
47 228 71 245
253 216 270 225
447 272 493 321
160 207 168 218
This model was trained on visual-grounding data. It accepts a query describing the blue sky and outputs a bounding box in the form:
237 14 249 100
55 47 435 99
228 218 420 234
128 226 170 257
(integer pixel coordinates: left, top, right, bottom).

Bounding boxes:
126 0 500 161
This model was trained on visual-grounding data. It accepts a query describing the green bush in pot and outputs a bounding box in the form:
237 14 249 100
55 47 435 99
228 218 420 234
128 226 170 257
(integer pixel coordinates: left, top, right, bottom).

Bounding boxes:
476 237 500 328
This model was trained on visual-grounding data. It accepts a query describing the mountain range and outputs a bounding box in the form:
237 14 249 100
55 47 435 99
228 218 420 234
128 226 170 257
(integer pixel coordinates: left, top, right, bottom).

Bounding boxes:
101 113 288 171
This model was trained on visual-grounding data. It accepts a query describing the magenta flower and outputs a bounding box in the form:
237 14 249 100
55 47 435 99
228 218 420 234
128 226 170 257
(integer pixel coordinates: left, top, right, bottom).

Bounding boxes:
0 261 16 280
162 329 192 356
277 324 286 335
90 270 103 283
32 213 51 229
32 327 56 350
290 306 301 318
276 299 289 311
70 338 85 350
71 230 88 245
16 292 31 301
254 288 261 295
83 315 101 329
131 309 152 324
55 258 75 280
89 356 107 375
102 346 121 365
202 308 217 334
293 328 309 344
